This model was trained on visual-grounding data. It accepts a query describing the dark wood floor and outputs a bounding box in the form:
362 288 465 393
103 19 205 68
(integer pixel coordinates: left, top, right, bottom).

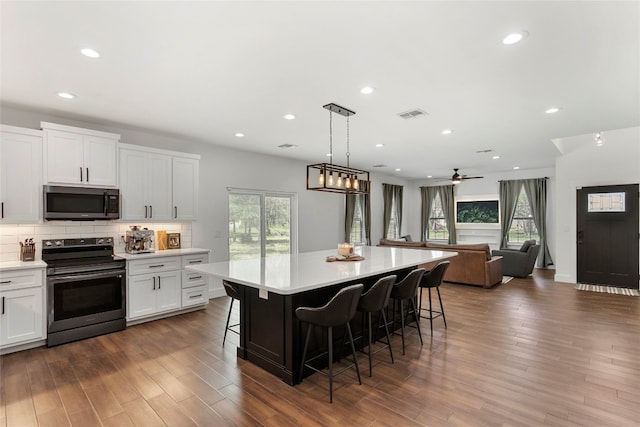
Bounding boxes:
2 269 639 426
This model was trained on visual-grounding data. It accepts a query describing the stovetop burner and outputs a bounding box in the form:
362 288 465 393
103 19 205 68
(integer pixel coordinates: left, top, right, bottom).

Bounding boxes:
42 236 122 275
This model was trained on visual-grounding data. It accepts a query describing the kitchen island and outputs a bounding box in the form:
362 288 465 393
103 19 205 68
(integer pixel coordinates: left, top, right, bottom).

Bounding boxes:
187 246 456 384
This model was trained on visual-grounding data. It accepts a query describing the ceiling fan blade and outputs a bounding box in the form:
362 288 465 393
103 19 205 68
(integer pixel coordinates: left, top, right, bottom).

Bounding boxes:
462 175 484 180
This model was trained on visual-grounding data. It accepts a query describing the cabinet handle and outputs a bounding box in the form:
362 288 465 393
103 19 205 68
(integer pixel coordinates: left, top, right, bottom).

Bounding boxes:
86 168 89 182
174 206 178 219
0 280 11 284
80 167 83 182
158 276 161 289
149 205 153 218
145 205 148 218
149 264 164 268
189 294 203 299
1 202 4 219
153 276 156 290
188 260 202 264
2 296 4 314
190 275 202 280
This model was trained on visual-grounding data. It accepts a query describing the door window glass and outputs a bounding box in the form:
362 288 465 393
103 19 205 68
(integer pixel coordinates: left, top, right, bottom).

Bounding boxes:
588 192 625 212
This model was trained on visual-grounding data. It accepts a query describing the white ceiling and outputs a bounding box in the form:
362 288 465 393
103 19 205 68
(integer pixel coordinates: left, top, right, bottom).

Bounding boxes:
2 1 638 180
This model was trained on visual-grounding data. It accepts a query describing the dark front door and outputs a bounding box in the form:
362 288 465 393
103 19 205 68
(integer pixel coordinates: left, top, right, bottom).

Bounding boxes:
577 184 639 288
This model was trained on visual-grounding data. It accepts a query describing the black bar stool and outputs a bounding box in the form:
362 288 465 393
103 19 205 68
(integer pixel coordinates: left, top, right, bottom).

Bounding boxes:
222 281 240 346
390 268 425 355
296 284 363 403
418 261 450 332
357 275 396 376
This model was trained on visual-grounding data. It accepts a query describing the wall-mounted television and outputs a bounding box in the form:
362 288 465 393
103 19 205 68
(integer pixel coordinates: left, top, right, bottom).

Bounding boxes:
456 200 499 224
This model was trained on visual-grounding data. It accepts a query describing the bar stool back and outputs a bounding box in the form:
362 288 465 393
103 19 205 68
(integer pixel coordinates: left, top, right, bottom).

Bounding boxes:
390 268 426 355
222 281 240 346
296 283 363 403
357 275 396 376
419 261 450 332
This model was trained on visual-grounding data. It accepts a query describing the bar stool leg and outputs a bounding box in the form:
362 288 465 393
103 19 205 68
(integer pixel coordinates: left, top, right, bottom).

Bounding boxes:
428 287 433 333
437 287 447 328
380 309 394 363
328 326 334 404
345 322 362 385
367 312 373 376
409 298 423 344
223 299 234 346
399 300 406 355
299 324 313 384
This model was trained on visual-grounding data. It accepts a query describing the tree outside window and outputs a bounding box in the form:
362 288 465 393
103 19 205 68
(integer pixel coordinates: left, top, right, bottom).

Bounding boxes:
386 197 400 239
350 195 365 244
427 191 449 240
509 187 539 243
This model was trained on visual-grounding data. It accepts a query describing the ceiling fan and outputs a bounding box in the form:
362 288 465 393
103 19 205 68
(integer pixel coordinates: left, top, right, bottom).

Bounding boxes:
436 168 484 184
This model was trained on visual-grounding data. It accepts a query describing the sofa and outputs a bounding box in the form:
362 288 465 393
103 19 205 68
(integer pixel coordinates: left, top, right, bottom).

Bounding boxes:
378 239 503 288
491 240 540 277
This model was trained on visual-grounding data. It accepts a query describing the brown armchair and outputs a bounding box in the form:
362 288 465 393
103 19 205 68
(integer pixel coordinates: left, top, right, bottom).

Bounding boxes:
492 240 540 278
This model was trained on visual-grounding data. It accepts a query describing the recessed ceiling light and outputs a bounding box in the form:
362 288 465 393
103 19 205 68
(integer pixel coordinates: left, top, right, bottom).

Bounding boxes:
375 143 384 148
513 166 520 170
235 133 244 138
360 86 375 95
545 107 561 114
503 31 528 45
80 48 100 58
57 92 76 99
395 168 401 172
283 114 296 120
441 129 453 135
427 175 433 178
326 153 332 157
492 155 500 160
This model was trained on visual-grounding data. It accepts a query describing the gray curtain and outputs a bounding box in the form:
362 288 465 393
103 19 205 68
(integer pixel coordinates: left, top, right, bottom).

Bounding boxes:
382 183 403 239
344 183 371 245
522 178 553 267
420 186 437 241
499 180 522 248
439 185 457 244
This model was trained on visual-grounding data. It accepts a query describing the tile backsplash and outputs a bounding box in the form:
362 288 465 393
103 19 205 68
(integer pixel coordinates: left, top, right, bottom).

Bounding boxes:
0 222 192 262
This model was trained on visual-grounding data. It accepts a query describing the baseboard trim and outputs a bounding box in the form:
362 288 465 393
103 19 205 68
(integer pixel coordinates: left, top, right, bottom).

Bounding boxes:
554 273 575 284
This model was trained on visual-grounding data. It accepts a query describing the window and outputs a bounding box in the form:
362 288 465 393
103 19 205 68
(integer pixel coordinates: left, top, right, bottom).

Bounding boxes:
386 196 400 239
508 187 539 243
427 191 449 240
228 190 297 260
349 194 366 244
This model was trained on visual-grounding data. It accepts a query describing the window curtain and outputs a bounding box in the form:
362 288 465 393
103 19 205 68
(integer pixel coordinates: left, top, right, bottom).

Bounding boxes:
522 178 553 267
420 186 437 241
439 185 457 244
382 183 403 239
345 183 371 244
499 180 523 248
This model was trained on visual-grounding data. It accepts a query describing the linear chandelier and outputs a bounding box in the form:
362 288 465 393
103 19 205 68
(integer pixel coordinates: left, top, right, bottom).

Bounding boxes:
306 103 370 194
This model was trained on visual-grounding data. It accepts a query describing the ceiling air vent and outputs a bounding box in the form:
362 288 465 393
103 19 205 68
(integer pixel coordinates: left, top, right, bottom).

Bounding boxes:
372 164 387 168
475 149 494 153
398 109 428 119
278 144 298 149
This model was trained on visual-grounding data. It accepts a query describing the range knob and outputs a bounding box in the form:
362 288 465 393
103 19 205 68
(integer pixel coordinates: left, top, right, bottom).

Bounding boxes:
45 241 53 247
97 238 104 245
55 240 63 247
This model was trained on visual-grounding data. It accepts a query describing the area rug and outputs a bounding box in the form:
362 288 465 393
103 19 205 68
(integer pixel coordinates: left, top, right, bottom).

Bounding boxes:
576 283 639 296
502 276 514 284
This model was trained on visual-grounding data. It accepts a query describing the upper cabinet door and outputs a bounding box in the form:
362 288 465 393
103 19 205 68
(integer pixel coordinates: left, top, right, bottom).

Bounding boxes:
147 154 172 221
45 130 84 185
0 127 42 223
119 148 149 221
83 135 117 187
172 156 199 220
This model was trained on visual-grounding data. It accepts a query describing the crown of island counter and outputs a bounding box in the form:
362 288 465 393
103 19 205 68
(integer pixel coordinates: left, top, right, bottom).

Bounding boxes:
186 246 457 384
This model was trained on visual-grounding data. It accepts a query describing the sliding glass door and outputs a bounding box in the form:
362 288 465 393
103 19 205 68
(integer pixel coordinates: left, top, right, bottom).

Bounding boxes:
228 190 297 260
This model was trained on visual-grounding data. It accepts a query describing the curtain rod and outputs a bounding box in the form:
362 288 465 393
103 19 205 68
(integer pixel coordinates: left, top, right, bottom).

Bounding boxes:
498 177 549 182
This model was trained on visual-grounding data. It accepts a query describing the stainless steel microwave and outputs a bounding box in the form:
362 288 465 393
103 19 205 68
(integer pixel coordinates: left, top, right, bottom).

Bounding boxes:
44 186 120 220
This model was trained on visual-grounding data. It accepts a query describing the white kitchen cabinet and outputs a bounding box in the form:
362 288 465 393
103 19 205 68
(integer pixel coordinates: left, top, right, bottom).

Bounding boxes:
119 143 199 221
0 126 42 223
172 156 199 220
128 270 181 318
119 146 172 221
0 267 45 350
42 122 119 187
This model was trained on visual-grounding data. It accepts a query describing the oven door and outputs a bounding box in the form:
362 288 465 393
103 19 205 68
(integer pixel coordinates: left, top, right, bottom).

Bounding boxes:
47 269 126 333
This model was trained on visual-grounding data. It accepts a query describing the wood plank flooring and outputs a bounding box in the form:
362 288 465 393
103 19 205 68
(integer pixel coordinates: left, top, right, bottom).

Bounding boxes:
1 269 639 426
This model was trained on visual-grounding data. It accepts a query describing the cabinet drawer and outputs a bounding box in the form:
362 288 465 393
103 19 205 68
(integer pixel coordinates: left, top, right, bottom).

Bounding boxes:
181 253 208 269
182 285 207 307
0 269 43 291
182 271 206 289
128 257 181 275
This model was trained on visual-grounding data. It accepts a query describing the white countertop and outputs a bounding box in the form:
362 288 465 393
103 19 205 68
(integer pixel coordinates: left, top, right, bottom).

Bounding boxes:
186 246 456 295
115 248 210 260
0 260 48 271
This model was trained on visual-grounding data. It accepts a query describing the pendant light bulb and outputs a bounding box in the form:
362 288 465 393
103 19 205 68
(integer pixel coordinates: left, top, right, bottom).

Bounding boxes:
328 172 334 186
353 178 359 189
337 173 343 187
318 170 325 185
345 176 352 189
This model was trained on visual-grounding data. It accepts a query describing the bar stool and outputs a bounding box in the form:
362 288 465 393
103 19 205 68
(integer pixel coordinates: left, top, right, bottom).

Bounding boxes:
418 261 450 333
296 284 363 403
222 281 240 346
390 268 425 355
357 275 396 376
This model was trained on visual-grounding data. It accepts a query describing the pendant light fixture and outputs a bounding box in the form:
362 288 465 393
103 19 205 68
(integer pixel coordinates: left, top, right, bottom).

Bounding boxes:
306 103 370 194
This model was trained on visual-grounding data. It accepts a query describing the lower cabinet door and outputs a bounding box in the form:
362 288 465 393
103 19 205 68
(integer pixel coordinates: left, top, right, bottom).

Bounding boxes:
156 271 181 313
0 287 43 347
128 275 157 319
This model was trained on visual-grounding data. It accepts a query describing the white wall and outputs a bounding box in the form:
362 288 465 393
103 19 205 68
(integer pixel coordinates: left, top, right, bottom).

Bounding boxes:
408 167 557 256
553 126 640 284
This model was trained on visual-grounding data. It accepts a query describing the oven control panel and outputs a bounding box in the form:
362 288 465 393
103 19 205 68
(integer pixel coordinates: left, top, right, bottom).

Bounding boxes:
43 237 113 248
